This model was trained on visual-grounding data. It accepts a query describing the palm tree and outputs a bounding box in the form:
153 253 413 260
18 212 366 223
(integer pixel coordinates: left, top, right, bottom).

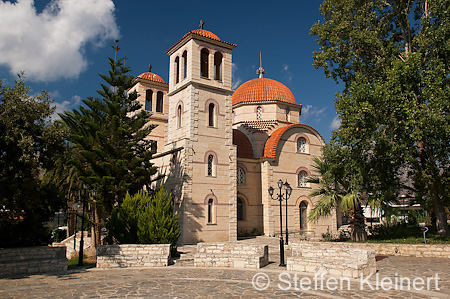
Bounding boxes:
308 157 367 241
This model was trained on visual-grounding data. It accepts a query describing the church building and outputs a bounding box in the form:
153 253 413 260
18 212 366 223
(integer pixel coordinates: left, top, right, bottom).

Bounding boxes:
128 26 339 244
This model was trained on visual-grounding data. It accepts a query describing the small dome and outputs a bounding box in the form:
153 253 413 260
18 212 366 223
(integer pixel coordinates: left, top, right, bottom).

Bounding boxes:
183 29 221 41
232 78 296 106
135 72 166 84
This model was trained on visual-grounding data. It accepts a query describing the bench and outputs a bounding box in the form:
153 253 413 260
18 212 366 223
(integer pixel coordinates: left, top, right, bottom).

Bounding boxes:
194 242 269 269
96 244 171 268
286 243 376 278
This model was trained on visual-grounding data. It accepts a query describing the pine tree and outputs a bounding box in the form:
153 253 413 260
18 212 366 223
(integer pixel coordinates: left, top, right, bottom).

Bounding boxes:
60 41 160 246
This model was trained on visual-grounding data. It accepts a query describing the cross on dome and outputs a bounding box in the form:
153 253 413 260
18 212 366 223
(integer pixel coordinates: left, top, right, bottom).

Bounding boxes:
199 20 205 29
256 52 265 78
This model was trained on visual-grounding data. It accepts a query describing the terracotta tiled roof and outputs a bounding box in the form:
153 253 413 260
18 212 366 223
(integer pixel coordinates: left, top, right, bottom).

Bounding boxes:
263 123 323 159
233 129 254 159
183 29 220 41
232 78 297 106
135 72 166 84
166 29 237 54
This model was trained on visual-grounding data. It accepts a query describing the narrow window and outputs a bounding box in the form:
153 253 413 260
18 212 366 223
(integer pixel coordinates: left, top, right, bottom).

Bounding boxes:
207 154 214 176
175 56 180 84
150 141 157 153
297 137 306 153
298 171 308 187
256 106 262 120
207 198 214 223
201 48 209 78
286 108 290 121
214 52 223 81
237 198 245 221
145 90 153 111
177 105 182 128
156 91 163 113
208 103 215 127
299 201 308 230
182 51 187 79
237 167 245 185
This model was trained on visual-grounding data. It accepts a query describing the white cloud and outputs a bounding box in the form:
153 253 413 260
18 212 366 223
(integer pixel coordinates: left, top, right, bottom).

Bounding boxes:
282 64 293 82
330 115 341 130
51 94 82 120
232 62 242 90
0 0 119 82
302 104 326 122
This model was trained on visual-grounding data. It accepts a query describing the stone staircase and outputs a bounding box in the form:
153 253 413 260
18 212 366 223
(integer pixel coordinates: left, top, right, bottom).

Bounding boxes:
172 245 196 267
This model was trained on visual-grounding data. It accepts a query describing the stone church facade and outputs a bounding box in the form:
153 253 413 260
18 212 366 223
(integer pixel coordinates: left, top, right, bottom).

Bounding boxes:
129 28 339 244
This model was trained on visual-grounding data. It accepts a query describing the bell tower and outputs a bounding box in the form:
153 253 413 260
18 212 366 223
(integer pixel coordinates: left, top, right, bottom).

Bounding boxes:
165 23 238 243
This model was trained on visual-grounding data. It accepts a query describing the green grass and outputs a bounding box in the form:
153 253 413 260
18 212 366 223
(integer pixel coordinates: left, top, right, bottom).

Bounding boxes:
352 225 450 244
68 255 95 266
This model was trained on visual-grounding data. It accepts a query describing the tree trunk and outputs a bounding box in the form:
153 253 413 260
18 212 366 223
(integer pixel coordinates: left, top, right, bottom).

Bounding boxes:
432 194 450 237
350 207 367 241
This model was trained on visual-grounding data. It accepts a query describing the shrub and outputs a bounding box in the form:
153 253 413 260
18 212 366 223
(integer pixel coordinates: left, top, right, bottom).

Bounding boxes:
106 188 180 250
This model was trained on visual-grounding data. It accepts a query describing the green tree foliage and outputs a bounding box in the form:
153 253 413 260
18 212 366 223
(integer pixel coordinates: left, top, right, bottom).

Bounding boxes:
311 0 450 236
308 153 367 241
0 76 66 247
138 188 180 248
106 188 180 249
60 42 160 244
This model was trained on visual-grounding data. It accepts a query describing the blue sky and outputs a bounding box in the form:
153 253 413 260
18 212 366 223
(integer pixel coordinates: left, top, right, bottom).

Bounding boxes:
0 0 341 141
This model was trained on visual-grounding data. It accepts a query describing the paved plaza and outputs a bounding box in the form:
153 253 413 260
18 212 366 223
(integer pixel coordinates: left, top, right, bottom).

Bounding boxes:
1 238 449 298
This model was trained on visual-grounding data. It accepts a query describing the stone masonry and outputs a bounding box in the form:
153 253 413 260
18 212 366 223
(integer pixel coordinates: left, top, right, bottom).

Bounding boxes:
194 242 269 269
96 244 171 268
287 243 376 278
0 246 67 276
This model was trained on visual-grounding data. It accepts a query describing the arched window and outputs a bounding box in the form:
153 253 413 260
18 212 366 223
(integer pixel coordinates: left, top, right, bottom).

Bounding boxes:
201 48 209 78
145 90 153 111
207 154 214 176
182 51 187 79
156 91 163 113
297 137 306 153
237 198 245 221
237 167 245 185
175 56 180 84
298 170 308 187
208 103 215 127
177 105 182 128
256 106 262 120
207 198 214 224
299 201 308 230
214 52 222 81
286 108 290 121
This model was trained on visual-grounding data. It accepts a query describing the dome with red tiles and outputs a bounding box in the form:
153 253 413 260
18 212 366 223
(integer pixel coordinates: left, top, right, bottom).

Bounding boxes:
232 78 296 106
135 72 166 84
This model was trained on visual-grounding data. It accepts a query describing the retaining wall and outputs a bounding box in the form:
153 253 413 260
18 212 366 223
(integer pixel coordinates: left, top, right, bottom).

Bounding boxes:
0 246 67 276
194 242 269 269
297 241 450 258
96 244 171 268
287 243 376 278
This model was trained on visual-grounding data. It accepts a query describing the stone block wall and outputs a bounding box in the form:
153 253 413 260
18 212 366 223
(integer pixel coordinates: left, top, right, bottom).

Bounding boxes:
96 244 171 268
302 241 450 258
287 243 376 278
194 242 269 269
0 246 67 276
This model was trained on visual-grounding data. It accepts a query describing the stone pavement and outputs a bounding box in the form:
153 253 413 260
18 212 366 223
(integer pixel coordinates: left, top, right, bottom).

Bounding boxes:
1 237 449 298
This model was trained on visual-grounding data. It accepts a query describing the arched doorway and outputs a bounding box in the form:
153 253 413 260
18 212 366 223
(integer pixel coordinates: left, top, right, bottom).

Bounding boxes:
299 201 308 230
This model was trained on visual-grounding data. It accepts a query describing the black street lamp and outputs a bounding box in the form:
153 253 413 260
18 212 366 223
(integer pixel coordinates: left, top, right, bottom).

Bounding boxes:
78 184 89 266
284 181 292 245
268 179 292 267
